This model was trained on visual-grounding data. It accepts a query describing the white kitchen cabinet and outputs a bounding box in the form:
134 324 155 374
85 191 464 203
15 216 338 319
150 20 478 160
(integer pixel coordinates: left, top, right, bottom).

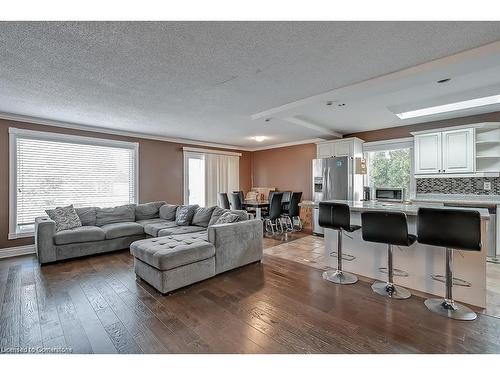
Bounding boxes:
414 132 442 174
414 128 475 175
442 128 475 173
316 138 363 159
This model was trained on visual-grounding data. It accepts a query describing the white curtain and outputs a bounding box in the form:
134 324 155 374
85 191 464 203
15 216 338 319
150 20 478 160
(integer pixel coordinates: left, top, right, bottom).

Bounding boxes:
205 154 240 206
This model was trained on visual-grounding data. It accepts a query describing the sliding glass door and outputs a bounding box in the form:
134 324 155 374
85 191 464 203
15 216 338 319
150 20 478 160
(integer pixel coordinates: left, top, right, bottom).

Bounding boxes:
184 152 206 206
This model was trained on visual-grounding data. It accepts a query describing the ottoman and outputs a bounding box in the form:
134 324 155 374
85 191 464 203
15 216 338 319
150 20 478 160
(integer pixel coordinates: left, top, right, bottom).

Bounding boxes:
130 233 215 294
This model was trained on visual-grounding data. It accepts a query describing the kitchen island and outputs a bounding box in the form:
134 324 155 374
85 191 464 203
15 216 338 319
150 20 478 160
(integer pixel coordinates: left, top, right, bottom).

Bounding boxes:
299 200 490 308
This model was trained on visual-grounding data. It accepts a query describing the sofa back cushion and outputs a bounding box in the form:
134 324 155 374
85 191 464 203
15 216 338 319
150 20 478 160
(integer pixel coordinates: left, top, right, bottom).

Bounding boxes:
192 206 216 228
159 204 178 221
175 205 199 226
135 201 166 220
75 207 98 226
45 204 82 232
96 204 136 226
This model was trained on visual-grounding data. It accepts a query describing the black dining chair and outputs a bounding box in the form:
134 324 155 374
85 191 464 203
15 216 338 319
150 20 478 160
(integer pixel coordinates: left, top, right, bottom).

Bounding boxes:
282 192 302 231
281 191 292 213
229 192 243 210
263 192 284 236
233 191 245 206
217 193 230 209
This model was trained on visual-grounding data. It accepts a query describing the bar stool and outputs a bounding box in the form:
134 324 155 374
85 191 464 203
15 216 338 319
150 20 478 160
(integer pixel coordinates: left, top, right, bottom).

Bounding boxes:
417 207 481 321
361 211 416 299
319 202 360 285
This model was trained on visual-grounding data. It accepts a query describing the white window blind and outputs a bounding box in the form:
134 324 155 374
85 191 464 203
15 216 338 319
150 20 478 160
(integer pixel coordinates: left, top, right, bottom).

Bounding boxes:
10 128 138 236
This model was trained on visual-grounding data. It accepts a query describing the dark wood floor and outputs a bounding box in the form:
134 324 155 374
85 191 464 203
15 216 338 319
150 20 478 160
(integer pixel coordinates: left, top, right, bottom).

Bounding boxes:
1 237 500 353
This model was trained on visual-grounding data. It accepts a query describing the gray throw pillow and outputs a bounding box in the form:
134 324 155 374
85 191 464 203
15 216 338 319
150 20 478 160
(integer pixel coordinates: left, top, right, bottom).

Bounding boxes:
192 206 217 228
175 205 199 226
45 204 82 232
95 204 136 226
135 201 166 220
159 204 178 221
208 207 229 226
214 212 242 225
75 207 97 226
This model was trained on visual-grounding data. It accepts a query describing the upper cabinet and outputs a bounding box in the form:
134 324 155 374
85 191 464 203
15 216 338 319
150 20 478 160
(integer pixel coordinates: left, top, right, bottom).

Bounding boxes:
414 128 474 175
412 123 500 177
316 138 363 159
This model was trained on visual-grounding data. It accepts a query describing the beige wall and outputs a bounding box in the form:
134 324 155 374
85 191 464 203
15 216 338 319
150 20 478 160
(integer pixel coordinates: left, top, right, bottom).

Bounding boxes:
250 143 317 201
0 119 251 249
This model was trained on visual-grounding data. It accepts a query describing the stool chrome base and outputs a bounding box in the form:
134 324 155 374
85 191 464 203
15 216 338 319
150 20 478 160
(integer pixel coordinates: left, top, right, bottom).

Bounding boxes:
424 298 477 321
322 270 358 285
371 281 411 299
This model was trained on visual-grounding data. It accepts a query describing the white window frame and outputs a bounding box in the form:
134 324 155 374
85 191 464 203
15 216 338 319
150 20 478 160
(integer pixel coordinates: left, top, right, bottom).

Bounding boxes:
9 127 139 239
362 137 416 199
183 151 206 205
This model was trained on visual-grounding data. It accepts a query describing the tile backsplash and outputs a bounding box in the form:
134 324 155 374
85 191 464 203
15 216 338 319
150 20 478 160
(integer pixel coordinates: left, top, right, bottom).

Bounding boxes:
416 177 500 195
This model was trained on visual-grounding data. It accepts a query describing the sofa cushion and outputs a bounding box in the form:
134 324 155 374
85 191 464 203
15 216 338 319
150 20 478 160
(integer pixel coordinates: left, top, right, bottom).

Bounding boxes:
130 235 215 271
54 226 105 245
214 212 242 225
208 208 248 226
192 206 216 228
136 218 166 226
100 222 144 240
175 205 198 226
135 201 166 221
157 225 206 237
46 204 82 232
143 220 178 237
96 204 136 226
159 204 178 221
75 207 98 226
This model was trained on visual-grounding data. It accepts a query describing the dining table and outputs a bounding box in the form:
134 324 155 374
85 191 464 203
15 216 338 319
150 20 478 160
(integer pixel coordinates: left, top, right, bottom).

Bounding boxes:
243 199 269 220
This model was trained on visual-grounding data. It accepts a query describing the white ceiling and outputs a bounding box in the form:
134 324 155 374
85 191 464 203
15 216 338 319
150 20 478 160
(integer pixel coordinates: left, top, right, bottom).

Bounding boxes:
1 22 500 149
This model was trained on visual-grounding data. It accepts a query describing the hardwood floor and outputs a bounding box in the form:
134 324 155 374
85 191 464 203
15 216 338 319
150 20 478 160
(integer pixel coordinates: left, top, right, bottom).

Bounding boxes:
1 236 500 354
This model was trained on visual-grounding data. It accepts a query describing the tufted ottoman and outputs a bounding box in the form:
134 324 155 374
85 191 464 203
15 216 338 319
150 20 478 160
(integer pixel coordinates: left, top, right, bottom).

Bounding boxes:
130 232 215 294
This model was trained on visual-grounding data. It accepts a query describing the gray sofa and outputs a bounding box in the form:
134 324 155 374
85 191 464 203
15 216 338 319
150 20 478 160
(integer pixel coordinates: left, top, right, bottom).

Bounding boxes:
34 201 262 267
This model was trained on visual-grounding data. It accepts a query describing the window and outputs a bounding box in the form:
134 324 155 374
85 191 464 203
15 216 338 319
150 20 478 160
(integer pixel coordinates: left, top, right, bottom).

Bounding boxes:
364 138 414 200
9 128 138 238
183 147 240 207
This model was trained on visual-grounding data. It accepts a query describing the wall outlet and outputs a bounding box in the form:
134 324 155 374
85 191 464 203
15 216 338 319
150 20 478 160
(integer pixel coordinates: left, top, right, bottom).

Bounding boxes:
484 181 492 191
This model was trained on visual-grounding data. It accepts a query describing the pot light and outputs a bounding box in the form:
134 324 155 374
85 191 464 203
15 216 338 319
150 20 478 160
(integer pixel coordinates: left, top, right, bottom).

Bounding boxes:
395 94 500 120
252 136 266 142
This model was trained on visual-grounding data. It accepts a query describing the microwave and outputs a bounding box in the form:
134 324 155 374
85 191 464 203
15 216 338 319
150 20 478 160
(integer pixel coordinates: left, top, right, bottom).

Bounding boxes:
375 188 405 202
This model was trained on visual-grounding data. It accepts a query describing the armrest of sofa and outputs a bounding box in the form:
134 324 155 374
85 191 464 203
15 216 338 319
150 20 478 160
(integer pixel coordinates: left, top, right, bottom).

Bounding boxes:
208 219 263 274
35 216 56 264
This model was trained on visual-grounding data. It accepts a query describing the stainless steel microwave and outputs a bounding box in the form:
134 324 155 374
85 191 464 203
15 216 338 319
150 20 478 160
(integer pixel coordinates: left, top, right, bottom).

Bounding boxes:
374 188 405 202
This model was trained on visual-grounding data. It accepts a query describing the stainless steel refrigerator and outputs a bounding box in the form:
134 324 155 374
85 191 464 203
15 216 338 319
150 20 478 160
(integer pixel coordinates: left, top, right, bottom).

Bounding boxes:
312 156 363 235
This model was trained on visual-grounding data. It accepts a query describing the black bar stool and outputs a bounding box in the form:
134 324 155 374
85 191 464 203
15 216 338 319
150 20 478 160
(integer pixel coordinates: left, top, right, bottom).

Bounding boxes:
319 202 360 285
361 211 416 299
417 207 481 321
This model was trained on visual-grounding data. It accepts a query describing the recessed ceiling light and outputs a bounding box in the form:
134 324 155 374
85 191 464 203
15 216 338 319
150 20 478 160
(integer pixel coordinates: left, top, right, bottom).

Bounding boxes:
326 101 334 106
338 103 346 107
437 78 451 84
395 94 500 120
252 136 266 142
265 118 272 122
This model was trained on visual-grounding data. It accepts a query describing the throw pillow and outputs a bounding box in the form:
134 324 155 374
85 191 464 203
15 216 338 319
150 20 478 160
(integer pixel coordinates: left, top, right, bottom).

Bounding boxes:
192 206 216 228
175 205 198 226
45 204 82 232
208 207 229 226
159 204 178 221
214 212 242 225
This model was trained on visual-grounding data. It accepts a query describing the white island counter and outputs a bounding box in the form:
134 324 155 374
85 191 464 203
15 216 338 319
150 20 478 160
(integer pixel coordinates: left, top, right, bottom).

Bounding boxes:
299 200 490 308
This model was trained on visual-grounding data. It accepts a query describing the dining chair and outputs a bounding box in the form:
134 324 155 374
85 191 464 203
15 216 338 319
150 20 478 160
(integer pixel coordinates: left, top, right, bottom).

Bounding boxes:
217 192 230 209
282 192 302 231
263 192 284 236
229 192 243 210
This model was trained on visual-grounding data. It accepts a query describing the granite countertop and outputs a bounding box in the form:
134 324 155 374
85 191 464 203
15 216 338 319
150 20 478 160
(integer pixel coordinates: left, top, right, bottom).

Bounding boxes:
413 194 500 206
299 199 490 220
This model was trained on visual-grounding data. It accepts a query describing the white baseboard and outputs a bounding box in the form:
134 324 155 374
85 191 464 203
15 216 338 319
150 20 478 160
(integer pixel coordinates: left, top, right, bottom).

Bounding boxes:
0 244 36 259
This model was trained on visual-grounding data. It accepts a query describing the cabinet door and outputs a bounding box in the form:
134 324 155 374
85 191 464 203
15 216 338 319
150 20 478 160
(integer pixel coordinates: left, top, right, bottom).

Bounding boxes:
442 128 475 173
317 143 334 158
333 141 352 157
414 132 442 174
